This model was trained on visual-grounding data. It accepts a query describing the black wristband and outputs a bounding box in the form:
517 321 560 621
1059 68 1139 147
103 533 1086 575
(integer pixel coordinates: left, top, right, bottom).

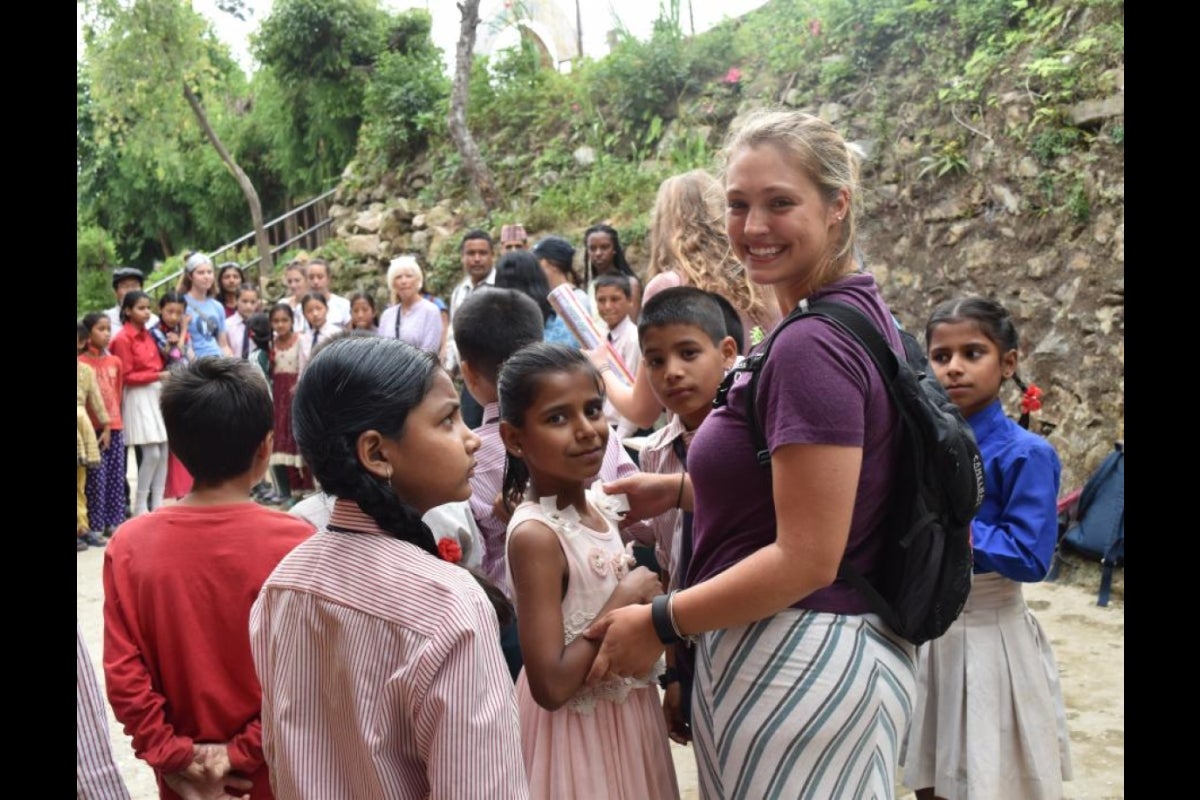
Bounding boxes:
658 667 679 689
650 594 679 645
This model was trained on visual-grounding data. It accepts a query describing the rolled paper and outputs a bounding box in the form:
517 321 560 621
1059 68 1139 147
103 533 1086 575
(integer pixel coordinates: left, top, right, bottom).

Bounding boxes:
548 284 635 386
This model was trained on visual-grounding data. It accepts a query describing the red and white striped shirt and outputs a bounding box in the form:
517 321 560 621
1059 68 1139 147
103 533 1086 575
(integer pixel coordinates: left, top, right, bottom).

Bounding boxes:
78 625 132 800
250 500 528 799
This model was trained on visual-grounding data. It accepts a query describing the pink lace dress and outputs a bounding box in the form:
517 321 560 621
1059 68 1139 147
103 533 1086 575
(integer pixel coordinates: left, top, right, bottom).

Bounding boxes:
506 491 680 800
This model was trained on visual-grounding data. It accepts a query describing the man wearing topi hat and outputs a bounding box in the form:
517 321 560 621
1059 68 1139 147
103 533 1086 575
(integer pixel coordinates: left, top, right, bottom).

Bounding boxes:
104 267 159 330
499 223 528 252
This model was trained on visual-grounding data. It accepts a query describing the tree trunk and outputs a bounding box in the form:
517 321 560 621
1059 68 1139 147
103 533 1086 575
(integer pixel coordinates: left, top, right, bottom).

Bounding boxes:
449 0 499 212
183 83 273 291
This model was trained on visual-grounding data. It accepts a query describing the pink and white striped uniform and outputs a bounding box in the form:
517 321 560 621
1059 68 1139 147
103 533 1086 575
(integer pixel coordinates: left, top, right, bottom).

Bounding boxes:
250 499 528 800
77 625 131 800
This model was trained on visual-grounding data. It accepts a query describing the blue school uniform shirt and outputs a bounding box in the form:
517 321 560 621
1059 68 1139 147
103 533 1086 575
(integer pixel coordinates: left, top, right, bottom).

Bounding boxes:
185 295 227 359
967 398 1062 581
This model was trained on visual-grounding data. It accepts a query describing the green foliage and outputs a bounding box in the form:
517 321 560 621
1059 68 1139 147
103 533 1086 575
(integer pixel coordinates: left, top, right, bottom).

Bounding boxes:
1030 125 1085 166
918 139 969 179
253 0 388 83
1109 124 1124 145
77 225 119 316
1066 179 1091 224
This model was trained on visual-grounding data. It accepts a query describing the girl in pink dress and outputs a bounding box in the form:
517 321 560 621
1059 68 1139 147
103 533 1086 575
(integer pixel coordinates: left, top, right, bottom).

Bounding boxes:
498 342 680 800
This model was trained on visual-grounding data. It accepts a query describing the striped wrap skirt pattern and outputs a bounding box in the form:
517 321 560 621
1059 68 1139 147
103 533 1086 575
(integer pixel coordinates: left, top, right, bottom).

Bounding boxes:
692 608 917 800
902 573 1072 800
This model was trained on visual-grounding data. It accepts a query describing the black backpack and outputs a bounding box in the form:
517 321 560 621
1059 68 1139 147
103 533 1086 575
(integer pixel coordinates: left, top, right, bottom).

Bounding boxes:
1047 441 1124 606
714 299 985 645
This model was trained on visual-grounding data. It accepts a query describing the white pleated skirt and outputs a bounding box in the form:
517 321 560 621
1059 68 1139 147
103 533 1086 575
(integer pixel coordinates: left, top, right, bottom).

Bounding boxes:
121 382 167 445
902 572 1072 800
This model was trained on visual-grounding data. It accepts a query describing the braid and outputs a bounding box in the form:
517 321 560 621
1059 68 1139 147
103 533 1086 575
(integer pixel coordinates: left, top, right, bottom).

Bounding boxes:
502 453 530 515
353 466 440 556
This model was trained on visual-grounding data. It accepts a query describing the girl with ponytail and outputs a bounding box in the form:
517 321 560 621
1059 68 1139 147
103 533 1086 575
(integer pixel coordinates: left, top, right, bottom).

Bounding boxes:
903 296 1072 800
249 335 528 799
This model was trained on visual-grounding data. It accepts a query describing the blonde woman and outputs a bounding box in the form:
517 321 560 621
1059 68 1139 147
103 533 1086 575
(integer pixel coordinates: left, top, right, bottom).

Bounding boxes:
379 255 444 354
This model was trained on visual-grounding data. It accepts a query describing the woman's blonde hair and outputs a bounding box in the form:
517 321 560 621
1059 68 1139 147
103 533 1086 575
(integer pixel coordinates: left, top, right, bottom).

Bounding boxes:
386 255 424 304
719 110 861 291
646 169 767 323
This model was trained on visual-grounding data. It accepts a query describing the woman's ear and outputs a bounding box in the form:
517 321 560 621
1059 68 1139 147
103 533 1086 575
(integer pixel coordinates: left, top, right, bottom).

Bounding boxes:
355 430 393 481
498 420 523 458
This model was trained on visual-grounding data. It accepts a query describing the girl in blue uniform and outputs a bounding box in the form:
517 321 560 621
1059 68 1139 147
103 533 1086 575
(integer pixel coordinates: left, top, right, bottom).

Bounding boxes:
903 296 1072 800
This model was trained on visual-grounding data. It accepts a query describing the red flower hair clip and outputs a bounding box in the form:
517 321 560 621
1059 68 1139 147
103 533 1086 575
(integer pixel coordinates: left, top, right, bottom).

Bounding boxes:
437 537 462 564
1020 384 1043 415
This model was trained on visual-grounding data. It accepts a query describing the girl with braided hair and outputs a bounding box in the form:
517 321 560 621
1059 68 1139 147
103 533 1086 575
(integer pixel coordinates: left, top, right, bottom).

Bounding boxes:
250 336 527 799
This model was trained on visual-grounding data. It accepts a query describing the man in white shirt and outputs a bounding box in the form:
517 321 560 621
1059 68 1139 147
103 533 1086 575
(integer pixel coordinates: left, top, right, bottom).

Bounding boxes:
305 259 352 329
445 229 497 429
104 267 159 330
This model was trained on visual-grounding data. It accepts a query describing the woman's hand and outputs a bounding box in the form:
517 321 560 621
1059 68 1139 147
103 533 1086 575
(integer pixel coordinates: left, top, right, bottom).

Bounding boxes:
615 566 662 605
98 428 112 450
601 472 686 522
582 603 663 684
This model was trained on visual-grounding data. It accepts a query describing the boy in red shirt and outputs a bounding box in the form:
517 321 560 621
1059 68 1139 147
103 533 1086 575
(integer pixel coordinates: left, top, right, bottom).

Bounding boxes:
103 358 314 799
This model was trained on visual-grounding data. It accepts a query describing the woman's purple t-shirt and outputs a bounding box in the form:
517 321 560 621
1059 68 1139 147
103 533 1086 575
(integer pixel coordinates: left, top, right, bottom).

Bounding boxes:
685 272 903 614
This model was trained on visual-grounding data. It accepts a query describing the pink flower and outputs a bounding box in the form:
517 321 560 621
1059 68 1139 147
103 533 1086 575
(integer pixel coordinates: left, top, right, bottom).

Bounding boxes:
809 18 822 37
588 547 609 577
571 102 581 112
723 67 742 85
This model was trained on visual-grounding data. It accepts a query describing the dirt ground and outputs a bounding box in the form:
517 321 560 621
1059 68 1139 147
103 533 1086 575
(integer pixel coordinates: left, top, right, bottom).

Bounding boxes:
78 546 1123 799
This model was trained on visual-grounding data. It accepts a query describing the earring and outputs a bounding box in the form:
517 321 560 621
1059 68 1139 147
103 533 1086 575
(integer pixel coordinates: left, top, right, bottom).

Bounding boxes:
383 465 393 480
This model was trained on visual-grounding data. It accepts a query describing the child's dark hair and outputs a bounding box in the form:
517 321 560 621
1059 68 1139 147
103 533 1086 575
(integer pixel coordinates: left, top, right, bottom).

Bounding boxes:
593 273 632 300
498 343 603 509
119 290 150 322
637 286 728 348
453 288 546 384
247 312 272 349
293 336 512 624
494 251 553 323
269 302 295 323
81 312 108 336
349 291 376 310
925 296 1036 428
159 290 187 311
160 357 273 485
77 322 89 349
300 292 328 311
583 223 636 283
705 291 745 353
237 283 260 298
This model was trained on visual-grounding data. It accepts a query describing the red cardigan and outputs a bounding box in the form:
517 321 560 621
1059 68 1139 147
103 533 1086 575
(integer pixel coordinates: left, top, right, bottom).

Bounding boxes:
109 322 165 386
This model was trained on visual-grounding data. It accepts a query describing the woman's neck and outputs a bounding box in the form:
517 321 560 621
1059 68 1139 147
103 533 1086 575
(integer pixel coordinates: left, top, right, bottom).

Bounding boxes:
400 294 418 310
188 287 208 302
776 256 855 311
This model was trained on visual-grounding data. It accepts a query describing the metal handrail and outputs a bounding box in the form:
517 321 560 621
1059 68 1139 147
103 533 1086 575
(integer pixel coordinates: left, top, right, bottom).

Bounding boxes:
145 188 338 295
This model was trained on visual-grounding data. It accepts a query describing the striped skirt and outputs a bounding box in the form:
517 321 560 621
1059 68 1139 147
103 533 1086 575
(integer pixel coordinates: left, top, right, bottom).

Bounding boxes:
692 609 916 800
902 573 1072 800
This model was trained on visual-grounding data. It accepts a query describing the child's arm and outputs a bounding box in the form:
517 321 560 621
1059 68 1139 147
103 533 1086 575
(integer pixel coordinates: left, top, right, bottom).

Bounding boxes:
111 334 164 386
509 519 661 711
971 445 1062 581
84 370 111 448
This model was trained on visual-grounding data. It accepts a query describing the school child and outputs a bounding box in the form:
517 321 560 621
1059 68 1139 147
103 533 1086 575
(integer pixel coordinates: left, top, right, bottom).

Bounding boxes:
249 336 527 799
453 289 653 603
300 292 339 353
583 223 642 323
267 303 312 505
78 324 111 551
103 358 313 800
227 284 264 359
903 296 1071 800
633 287 739 745
79 313 127 540
243 311 279 505
593 274 643 443
109 290 170 517
347 291 380 334
498 342 680 800
150 291 195 369
78 624 132 798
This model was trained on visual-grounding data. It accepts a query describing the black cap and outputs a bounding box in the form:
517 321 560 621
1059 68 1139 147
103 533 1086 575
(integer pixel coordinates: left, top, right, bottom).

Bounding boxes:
531 236 576 268
111 267 146 289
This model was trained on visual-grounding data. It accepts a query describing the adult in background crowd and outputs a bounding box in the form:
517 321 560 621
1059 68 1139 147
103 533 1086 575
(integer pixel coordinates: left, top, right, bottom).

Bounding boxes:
304 258 352 329
531 235 592 350
445 229 497 429
104 267 158 332
177 252 233 358
500 223 529 252
583 223 642 323
379 255 444 354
